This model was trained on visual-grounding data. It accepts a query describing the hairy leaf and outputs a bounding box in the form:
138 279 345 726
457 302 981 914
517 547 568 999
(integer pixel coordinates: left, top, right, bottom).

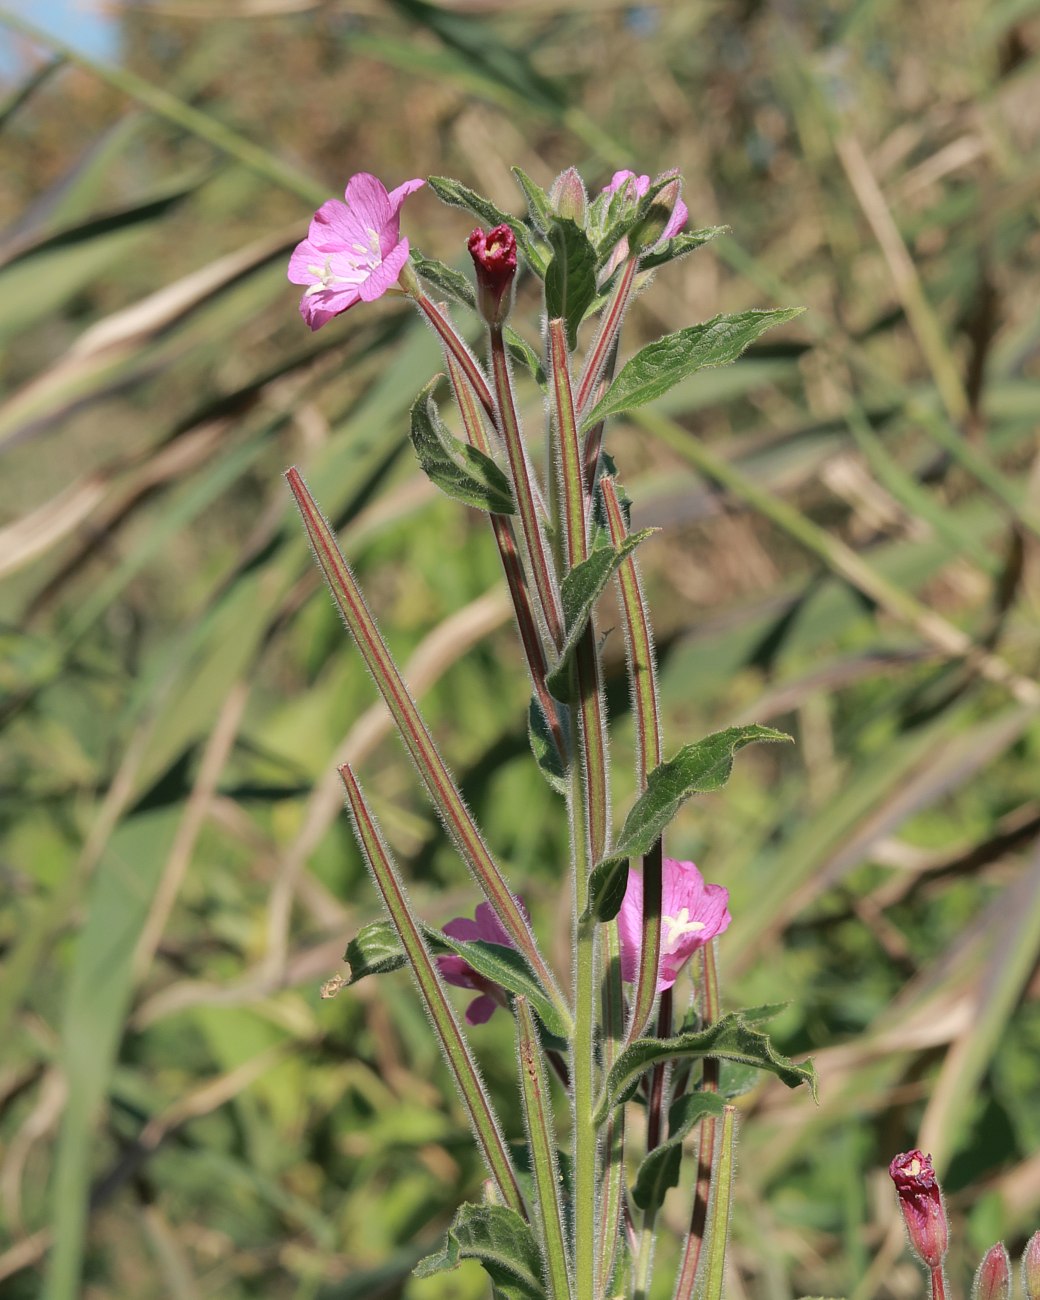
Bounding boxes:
638 225 728 271
544 217 598 349
528 694 570 795
343 920 406 983
410 377 516 514
413 1202 543 1299
583 308 805 428
595 1012 818 1123
411 248 476 308
584 725 791 922
546 529 656 700
427 175 547 276
631 1091 727 1212
435 934 570 1039
511 166 552 231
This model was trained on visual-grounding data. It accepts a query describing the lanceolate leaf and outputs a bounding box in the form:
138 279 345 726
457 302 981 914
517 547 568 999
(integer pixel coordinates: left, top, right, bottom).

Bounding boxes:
638 226 728 271
544 217 598 350
511 166 553 231
410 378 516 515
546 530 656 700
427 175 547 275
631 1092 727 1212
412 248 477 308
343 920 406 983
583 725 791 922
434 934 569 1039
413 1202 544 1299
582 308 805 428
594 1012 818 1124
528 694 570 795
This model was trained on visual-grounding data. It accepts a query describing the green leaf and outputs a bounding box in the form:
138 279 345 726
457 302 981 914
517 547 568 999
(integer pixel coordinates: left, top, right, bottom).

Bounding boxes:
413 1202 544 1299
582 308 806 428
637 225 728 271
544 217 598 349
411 248 476 308
631 1092 727 1212
427 175 547 276
528 694 570 795
503 326 547 387
583 725 791 922
546 529 656 700
434 934 570 1039
410 377 516 514
595 1012 818 1124
511 166 553 231
343 920 406 983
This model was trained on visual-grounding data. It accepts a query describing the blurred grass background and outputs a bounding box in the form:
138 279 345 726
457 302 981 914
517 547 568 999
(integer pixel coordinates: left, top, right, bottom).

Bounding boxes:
1 1 1040 1297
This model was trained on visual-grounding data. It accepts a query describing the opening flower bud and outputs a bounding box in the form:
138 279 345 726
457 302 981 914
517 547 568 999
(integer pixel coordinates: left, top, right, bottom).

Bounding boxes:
973 1243 1011 1300
468 223 517 325
1024 1231 1040 1300
889 1150 949 1270
629 176 686 252
549 167 587 224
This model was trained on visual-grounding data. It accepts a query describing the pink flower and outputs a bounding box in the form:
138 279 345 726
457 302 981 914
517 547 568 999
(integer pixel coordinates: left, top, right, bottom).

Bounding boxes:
616 858 731 991
600 169 688 272
605 169 652 201
436 899 526 1025
889 1150 949 1269
288 172 424 331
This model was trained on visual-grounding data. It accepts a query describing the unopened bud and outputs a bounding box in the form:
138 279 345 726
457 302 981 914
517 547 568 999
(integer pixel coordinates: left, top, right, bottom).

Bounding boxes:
467 224 517 326
630 176 686 251
973 1243 1011 1300
889 1150 949 1269
1023 1230 1040 1300
549 167 587 224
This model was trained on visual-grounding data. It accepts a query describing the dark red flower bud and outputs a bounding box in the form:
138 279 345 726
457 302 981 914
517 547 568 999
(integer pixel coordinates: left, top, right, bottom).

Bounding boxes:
973 1243 1011 1300
468 224 517 325
889 1150 949 1269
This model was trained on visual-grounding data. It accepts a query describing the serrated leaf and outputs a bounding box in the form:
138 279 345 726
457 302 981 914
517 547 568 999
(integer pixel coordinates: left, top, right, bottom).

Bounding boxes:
434 934 569 1039
411 248 477 309
583 725 791 922
545 217 598 349
511 166 552 231
546 529 656 700
631 1091 727 1211
427 175 547 276
410 377 516 514
528 694 570 795
582 308 806 428
637 225 728 271
343 920 406 982
595 1012 818 1123
413 1202 543 1299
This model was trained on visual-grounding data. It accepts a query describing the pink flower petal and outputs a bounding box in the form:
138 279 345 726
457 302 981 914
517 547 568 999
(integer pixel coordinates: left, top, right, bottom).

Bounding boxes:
358 237 409 302
387 177 425 212
287 238 321 285
308 199 373 255
661 197 688 242
343 172 392 230
465 994 498 1025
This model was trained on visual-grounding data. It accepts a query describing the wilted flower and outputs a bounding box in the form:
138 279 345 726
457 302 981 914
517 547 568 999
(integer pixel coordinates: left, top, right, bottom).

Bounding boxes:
889 1150 949 1270
288 172 424 330
973 1243 1011 1300
436 899 526 1025
616 857 731 991
467 223 517 325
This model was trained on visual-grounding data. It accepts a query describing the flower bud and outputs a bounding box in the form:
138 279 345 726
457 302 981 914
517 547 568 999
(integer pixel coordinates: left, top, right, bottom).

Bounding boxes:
973 1243 1011 1300
549 167 587 224
629 176 686 251
889 1150 949 1269
467 224 517 326
1023 1231 1040 1300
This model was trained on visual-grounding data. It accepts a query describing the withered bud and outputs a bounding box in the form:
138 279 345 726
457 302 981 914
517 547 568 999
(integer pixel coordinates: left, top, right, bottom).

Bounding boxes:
889 1150 949 1270
468 224 517 325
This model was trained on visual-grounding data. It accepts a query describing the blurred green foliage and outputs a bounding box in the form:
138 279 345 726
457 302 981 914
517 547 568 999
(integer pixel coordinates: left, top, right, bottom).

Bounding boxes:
1 1 1039 1297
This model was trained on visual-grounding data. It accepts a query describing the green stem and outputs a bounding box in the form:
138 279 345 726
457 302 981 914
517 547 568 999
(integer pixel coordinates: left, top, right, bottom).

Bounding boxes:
515 997 573 1300
287 469 572 1032
339 763 524 1215
444 351 568 771
489 324 565 649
